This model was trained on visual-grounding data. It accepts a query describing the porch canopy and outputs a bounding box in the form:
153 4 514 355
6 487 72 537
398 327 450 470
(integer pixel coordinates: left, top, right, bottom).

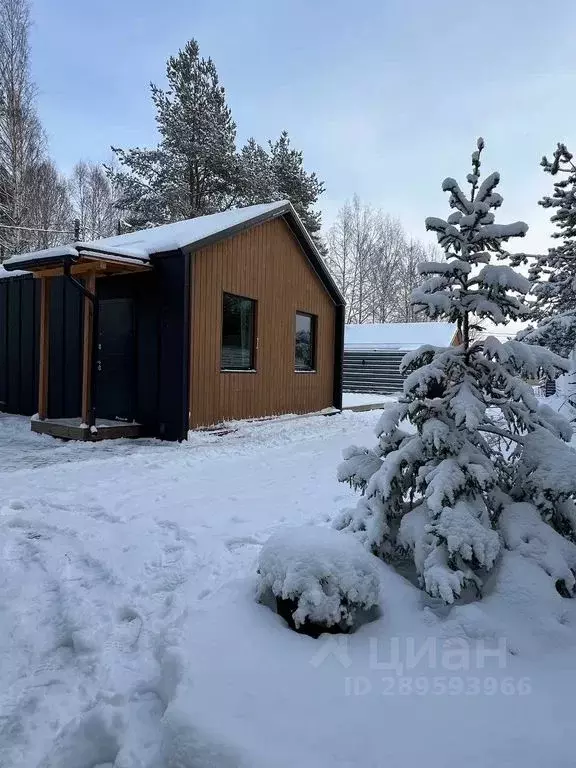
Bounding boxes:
2 243 152 435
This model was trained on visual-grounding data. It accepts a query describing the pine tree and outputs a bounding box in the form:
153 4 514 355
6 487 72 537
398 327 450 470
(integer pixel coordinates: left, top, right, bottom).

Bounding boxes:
518 143 576 359
108 39 238 227
269 131 325 247
336 140 576 603
236 137 278 206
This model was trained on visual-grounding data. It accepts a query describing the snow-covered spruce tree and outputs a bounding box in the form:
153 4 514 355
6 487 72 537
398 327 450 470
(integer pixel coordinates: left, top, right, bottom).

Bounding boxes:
518 143 576 359
336 139 576 603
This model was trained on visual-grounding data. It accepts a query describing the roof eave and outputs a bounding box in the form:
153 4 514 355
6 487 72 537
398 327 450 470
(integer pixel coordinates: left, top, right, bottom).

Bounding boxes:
178 201 345 307
75 245 149 264
179 202 293 256
281 207 345 306
2 251 80 272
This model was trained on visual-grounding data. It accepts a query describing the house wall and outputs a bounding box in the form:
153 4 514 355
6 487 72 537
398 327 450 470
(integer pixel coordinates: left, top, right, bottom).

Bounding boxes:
189 217 337 428
153 251 190 440
0 273 83 418
97 272 161 435
0 265 190 441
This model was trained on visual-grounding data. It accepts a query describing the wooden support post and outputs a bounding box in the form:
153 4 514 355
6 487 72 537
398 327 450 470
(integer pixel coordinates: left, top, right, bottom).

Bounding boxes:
38 277 51 420
81 273 96 426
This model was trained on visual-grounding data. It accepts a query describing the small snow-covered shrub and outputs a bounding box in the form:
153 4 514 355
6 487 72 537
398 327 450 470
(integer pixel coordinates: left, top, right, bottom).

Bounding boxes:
257 526 380 636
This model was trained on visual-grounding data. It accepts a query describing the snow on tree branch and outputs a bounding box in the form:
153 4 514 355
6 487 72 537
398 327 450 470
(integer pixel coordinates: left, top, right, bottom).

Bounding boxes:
519 142 576 377
336 139 576 605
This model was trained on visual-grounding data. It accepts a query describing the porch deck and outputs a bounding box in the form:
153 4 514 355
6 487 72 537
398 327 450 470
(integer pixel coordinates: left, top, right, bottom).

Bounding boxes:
31 417 143 441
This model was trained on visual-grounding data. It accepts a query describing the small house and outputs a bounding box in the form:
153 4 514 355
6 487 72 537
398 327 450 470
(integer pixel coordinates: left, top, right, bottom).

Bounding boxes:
0 201 344 441
344 322 459 394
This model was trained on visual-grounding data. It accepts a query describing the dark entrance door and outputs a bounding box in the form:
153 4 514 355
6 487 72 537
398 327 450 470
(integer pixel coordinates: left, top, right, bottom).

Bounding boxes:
96 298 135 422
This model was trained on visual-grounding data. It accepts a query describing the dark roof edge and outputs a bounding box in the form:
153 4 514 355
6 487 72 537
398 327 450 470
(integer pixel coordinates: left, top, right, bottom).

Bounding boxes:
2 252 80 271
182 201 345 306
2 244 149 271
281 208 345 306
181 202 292 255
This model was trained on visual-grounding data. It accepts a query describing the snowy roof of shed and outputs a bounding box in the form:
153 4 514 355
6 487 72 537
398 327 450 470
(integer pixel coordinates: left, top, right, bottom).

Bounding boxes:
0 201 344 303
0 264 29 279
345 322 458 351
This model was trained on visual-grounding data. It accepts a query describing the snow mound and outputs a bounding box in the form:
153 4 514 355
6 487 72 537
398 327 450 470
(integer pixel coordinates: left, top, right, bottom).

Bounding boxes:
500 502 576 595
257 526 380 630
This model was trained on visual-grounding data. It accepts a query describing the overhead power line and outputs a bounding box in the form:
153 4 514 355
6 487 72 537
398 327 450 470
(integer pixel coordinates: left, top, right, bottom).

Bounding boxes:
0 223 76 236
0 220 111 240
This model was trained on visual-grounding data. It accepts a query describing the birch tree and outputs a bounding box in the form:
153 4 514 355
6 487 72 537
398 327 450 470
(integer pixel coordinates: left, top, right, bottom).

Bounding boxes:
326 196 435 323
0 0 44 255
70 160 117 240
27 159 71 249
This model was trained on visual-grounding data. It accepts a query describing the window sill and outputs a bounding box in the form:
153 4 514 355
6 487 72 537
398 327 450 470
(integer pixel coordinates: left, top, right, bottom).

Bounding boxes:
295 369 317 374
220 369 257 373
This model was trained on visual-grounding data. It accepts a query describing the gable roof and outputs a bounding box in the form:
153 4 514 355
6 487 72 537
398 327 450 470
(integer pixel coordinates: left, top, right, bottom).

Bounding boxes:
345 322 458 351
78 201 288 259
2 201 344 305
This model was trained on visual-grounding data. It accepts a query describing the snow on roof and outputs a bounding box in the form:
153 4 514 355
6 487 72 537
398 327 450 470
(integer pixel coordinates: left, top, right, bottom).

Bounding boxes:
345 322 458 351
0 264 30 279
3 245 79 269
2 201 291 269
77 200 289 260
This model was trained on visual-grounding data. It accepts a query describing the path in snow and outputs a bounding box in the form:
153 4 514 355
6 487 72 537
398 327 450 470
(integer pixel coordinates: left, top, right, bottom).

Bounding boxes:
0 410 379 767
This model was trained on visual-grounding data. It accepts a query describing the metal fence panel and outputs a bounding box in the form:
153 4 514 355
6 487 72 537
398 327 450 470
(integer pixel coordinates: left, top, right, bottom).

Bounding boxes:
343 350 405 394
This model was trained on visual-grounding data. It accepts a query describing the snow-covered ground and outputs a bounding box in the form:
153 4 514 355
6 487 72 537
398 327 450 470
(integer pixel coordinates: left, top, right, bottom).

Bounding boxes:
1 410 575 767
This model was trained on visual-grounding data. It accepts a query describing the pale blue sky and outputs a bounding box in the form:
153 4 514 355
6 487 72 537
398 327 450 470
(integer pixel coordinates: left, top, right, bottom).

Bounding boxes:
31 0 576 251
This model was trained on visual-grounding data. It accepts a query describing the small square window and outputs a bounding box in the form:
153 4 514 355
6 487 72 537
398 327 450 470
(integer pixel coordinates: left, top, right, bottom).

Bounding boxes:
295 312 316 371
221 293 256 370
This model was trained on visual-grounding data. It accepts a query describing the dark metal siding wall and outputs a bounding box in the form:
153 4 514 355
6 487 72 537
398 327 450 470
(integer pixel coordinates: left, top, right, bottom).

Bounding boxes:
343 349 405 394
154 251 190 441
0 274 83 417
48 279 83 418
97 272 161 435
0 268 187 440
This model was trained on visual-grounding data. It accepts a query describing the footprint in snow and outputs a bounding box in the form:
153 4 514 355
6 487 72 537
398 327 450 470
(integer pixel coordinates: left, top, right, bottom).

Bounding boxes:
115 606 143 649
39 703 124 768
89 508 123 524
156 519 197 544
225 535 264 552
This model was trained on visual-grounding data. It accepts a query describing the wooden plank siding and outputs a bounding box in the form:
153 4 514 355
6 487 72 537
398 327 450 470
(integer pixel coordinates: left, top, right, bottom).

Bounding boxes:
189 217 337 428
